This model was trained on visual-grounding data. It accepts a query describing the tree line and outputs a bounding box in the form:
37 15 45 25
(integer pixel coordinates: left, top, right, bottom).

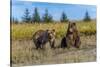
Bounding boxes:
11 7 91 23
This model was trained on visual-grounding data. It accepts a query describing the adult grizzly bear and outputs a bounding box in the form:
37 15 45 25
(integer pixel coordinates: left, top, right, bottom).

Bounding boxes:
61 22 81 48
32 29 56 49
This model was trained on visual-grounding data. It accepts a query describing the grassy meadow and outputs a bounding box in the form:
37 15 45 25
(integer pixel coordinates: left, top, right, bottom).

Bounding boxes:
11 21 96 66
11 21 96 40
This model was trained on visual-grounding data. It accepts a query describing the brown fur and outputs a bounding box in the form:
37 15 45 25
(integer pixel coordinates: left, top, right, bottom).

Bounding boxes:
67 22 81 48
61 22 81 48
32 29 56 49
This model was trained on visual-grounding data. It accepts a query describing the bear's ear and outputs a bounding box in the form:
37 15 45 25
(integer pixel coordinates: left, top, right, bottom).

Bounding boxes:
68 21 71 24
52 29 56 35
68 21 72 25
52 29 55 32
46 29 49 31
46 29 51 33
73 22 76 25
68 21 72 28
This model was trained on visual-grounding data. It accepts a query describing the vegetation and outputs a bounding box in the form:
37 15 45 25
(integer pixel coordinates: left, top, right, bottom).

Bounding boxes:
83 11 91 22
11 20 96 66
11 21 96 40
11 17 19 24
32 7 40 23
22 8 31 23
11 35 96 65
11 7 93 23
60 11 68 22
42 9 53 22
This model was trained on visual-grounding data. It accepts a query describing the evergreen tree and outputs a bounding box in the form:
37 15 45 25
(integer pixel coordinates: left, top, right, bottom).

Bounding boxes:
14 18 19 24
14 18 18 24
42 9 53 22
10 17 14 23
83 11 91 22
60 11 68 22
11 17 18 24
22 8 31 23
32 7 40 23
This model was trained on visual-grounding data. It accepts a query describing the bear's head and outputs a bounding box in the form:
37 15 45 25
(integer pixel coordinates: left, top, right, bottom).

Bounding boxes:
46 29 56 40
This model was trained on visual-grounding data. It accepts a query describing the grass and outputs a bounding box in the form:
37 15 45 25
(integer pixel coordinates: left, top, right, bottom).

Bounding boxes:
11 21 96 66
11 35 96 66
11 21 96 40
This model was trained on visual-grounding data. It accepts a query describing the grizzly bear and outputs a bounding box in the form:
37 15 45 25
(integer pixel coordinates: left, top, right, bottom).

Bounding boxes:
61 22 81 48
32 29 56 49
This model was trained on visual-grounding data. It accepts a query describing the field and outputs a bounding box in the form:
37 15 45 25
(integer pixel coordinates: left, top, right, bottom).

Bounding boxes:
11 21 96 40
11 21 96 66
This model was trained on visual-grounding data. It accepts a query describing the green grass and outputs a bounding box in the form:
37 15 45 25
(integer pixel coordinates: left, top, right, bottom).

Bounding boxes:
11 21 96 40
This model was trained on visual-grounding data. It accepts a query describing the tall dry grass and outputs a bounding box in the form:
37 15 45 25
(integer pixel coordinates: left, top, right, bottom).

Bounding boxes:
11 21 96 66
11 21 96 40
11 35 96 65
